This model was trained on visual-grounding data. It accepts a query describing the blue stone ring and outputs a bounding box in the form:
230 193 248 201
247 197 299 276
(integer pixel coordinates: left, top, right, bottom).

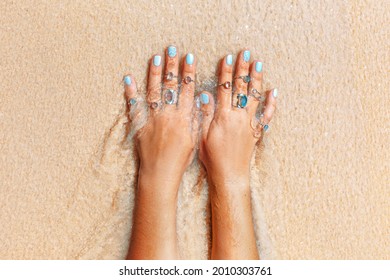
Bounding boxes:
234 75 251 83
235 93 248 108
128 98 137 106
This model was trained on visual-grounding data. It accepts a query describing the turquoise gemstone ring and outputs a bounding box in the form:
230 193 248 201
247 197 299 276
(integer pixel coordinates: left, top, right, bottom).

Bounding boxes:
236 93 248 108
128 98 137 106
234 75 251 83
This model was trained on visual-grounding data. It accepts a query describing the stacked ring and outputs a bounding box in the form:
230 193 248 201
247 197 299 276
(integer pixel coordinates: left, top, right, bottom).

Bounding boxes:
258 114 269 132
249 88 265 102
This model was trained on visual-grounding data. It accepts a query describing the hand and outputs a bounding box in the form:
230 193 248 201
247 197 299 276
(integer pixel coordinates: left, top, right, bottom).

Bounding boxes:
125 46 198 259
125 46 199 187
199 50 277 183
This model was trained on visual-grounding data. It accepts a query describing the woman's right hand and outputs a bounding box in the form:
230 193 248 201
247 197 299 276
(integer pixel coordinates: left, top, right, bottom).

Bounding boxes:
124 46 199 191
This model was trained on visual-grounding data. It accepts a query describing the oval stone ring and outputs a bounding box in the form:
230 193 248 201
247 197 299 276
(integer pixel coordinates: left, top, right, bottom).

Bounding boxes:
164 89 178 105
235 93 248 108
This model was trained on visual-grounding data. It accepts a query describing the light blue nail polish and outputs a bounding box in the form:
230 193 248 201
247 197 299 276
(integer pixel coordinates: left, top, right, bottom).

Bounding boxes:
124 76 132 86
168 46 176 57
243 50 250 62
273 88 278 98
226 54 233 65
186 53 194 65
200 93 209 104
153 55 161 66
255 61 263 72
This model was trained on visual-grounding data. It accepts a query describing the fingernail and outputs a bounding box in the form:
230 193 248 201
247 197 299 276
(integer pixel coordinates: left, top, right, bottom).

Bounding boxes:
273 88 278 98
255 61 263 72
153 55 161 66
186 53 194 65
168 46 176 58
226 54 233 65
200 93 209 104
124 76 132 86
243 50 250 62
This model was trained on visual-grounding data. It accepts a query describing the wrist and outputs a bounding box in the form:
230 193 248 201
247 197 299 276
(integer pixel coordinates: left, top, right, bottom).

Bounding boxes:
207 169 250 194
137 167 183 200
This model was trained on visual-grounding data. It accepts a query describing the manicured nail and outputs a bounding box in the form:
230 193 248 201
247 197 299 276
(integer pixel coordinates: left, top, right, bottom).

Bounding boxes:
124 76 132 86
273 88 278 98
186 53 194 65
243 50 250 62
226 54 233 65
168 46 176 58
200 93 209 104
255 61 263 72
153 55 161 66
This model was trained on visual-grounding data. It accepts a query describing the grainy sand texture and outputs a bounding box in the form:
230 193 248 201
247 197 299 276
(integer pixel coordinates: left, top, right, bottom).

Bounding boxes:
0 0 389 259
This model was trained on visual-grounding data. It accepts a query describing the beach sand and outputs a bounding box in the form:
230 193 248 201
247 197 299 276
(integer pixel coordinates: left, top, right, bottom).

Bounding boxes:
0 0 389 259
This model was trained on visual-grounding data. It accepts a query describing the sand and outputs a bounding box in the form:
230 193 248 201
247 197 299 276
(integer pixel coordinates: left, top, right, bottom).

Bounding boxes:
0 0 389 259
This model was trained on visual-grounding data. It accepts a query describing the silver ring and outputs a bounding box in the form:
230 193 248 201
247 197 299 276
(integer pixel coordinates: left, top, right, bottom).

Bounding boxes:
234 93 248 108
165 72 178 81
218 81 231 89
128 98 137 106
260 121 269 132
234 75 251 83
251 114 269 138
164 89 178 105
258 114 269 132
182 76 195 84
150 101 162 110
249 88 265 102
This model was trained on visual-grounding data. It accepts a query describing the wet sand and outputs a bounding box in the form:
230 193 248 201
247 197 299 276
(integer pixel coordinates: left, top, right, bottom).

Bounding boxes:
0 0 389 259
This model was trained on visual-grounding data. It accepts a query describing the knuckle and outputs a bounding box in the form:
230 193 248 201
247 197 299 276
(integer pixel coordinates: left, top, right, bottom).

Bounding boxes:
150 67 161 76
166 58 176 68
223 64 233 74
147 88 161 101
235 82 247 93
239 60 249 69
164 80 178 89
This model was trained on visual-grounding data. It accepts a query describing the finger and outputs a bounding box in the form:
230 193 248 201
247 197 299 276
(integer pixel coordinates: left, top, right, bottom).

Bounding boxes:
124 75 144 132
216 54 233 111
247 61 264 117
179 53 196 114
199 91 215 143
162 45 179 110
232 49 251 110
262 88 278 125
147 54 163 113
